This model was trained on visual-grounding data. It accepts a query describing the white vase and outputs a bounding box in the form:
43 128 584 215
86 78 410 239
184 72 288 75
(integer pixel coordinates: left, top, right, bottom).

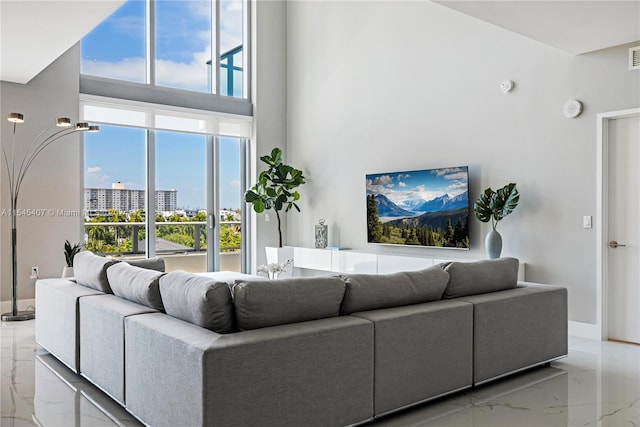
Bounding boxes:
485 229 503 259
265 246 294 278
61 266 74 278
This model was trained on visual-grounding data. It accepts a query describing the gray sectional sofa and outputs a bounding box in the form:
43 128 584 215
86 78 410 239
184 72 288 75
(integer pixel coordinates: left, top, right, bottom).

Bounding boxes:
35 252 567 427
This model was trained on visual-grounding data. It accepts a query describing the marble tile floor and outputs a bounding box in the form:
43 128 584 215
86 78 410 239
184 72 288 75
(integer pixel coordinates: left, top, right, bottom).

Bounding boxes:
1 320 639 427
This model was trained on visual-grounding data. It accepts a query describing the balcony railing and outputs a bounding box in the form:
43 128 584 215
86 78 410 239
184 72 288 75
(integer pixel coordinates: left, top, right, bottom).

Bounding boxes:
84 221 242 272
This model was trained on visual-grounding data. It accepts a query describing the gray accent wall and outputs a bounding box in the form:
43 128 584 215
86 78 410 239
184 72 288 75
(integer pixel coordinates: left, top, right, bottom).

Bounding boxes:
285 1 640 324
251 0 288 266
0 45 81 302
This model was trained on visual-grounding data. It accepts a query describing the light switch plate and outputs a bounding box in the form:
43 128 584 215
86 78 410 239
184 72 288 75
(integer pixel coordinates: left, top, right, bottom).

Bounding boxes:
583 215 592 228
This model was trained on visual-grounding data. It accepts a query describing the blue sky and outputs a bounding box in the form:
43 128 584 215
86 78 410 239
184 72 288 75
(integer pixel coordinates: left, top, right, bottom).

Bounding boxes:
366 167 469 206
81 0 244 210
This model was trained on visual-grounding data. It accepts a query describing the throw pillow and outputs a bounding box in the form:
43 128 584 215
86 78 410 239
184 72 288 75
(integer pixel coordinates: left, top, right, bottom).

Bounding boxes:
233 277 346 331
339 265 450 315
106 262 165 310
159 271 234 334
443 257 519 298
73 251 118 293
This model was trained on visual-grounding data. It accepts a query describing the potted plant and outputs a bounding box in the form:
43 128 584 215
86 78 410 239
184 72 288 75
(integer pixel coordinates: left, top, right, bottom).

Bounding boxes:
63 240 82 278
473 183 520 259
244 147 306 248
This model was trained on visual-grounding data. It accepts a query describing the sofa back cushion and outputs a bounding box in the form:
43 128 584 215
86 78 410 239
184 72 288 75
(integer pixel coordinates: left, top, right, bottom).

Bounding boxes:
159 271 234 334
74 251 118 293
106 262 165 310
443 257 519 298
340 266 450 315
233 277 346 331
126 257 165 272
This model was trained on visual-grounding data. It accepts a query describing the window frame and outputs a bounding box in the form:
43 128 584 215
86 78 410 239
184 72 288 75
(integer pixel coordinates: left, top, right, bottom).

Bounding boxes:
80 0 251 114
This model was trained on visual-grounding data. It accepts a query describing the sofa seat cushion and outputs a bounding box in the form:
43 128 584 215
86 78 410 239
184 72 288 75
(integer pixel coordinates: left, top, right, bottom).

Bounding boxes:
233 277 346 331
340 266 450 315
79 294 157 405
35 279 103 373
160 271 234 334
106 262 165 310
455 283 568 384
74 251 118 293
443 257 519 298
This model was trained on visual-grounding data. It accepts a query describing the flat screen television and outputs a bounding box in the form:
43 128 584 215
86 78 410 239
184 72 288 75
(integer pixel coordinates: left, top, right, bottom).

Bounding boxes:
366 166 470 249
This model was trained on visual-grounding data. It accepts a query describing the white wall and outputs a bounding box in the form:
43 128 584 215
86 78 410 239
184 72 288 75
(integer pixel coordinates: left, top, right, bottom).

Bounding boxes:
286 1 640 324
251 0 288 266
0 45 81 303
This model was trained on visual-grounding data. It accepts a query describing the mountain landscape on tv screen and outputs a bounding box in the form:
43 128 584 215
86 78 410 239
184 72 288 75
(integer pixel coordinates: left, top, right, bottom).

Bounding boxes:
366 167 470 248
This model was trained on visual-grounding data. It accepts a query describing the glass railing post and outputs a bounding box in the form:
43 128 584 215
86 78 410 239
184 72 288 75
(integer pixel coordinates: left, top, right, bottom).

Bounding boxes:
132 224 139 254
195 223 201 252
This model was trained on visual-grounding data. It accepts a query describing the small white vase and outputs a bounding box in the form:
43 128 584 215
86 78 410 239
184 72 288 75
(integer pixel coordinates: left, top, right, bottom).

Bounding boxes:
62 266 74 278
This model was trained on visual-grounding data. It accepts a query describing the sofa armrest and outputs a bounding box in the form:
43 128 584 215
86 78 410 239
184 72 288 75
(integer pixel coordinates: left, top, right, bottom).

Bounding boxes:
125 313 373 427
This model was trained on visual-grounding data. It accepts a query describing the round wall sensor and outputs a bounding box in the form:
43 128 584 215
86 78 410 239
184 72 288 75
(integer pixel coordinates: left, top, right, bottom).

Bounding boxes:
563 100 583 118
500 80 514 93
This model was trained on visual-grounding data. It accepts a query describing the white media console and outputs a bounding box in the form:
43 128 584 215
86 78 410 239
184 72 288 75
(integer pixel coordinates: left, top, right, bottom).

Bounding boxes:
283 246 525 281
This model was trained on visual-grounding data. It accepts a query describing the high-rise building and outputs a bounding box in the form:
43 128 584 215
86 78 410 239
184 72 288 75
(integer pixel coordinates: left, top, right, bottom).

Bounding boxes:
84 183 177 215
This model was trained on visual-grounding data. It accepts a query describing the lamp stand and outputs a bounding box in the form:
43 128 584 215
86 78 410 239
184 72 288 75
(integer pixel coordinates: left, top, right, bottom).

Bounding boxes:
1 226 35 321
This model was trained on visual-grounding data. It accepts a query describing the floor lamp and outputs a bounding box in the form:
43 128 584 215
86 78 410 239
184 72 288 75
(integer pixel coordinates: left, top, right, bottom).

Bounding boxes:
1 113 99 321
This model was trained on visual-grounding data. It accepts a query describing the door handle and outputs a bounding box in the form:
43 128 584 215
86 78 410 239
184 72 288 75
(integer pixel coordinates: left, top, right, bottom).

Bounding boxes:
609 240 626 248
209 214 215 229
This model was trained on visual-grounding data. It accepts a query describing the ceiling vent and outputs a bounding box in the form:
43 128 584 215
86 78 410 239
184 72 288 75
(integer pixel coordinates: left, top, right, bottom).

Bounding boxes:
630 46 640 70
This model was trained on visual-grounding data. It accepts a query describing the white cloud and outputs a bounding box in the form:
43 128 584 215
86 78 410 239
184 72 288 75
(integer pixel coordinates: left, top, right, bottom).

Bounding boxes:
433 167 465 178
229 179 241 189
82 57 146 83
85 166 110 188
448 182 468 190
398 182 406 187
443 172 468 181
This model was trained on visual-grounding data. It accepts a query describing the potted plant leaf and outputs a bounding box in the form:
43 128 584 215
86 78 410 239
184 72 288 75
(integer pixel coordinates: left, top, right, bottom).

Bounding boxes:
244 147 306 248
473 183 520 259
63 240 82 278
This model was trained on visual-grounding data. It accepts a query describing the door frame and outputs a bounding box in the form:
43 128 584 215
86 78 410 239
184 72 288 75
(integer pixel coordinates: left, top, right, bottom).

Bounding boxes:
596 108 640 340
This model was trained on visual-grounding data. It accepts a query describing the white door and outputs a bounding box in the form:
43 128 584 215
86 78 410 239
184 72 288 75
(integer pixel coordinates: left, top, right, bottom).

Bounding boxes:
607 115 640 344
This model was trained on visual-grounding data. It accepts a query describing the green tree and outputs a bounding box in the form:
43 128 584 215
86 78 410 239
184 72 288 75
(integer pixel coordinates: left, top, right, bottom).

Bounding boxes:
405 228 420 245
366 194 383 242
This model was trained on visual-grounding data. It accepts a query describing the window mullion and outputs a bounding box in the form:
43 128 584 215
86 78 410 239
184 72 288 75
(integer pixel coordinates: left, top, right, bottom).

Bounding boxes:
214 0 221 95
146 129 156 258
147 0 156 86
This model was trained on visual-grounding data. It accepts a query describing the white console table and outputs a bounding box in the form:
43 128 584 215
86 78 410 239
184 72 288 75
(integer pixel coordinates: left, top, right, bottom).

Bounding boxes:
289 247 525 281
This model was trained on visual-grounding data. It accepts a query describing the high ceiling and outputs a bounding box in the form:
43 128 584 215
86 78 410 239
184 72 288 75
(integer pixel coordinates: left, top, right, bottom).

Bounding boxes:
433 0 640 55
0 1 638 85
0 0 125 84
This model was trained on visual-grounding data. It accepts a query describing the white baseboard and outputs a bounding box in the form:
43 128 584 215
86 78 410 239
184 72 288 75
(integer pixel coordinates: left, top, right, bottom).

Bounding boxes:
0 298 36 315
568 320 602 340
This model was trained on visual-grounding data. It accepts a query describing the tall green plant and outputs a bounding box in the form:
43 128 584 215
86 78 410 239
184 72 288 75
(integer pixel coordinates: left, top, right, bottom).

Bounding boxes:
474 183 520 230
244 148 306 247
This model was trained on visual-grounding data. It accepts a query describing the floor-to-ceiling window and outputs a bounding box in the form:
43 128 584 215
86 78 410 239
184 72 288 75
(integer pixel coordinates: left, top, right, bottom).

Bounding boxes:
81 0 248 98
80 0 251 272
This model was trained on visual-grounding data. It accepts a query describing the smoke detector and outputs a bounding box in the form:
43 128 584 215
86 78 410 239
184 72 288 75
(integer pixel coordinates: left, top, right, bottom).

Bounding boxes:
630 46 640 71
